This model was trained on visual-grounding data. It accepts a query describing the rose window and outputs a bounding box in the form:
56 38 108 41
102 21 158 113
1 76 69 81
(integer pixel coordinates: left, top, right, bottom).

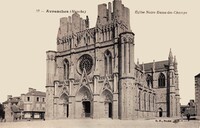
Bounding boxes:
78 54 93 74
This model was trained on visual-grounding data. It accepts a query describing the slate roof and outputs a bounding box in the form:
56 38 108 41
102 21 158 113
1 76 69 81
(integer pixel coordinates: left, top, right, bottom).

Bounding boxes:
26 90 46 97
139 60 168 72
3 97 20 104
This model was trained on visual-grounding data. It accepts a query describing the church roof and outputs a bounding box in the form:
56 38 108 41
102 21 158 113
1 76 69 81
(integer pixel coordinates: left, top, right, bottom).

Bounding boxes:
140 60 168 72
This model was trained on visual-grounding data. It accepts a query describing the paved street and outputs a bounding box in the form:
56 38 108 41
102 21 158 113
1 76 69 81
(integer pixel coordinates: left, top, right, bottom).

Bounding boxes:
0 118 200 128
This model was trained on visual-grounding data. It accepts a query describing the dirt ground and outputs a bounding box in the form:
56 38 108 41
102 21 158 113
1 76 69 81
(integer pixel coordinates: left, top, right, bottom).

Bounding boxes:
0 118 200 128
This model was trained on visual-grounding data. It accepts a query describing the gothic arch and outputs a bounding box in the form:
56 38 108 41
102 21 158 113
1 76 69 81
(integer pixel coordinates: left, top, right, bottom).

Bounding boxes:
100 76 112 94
60 93 69 102
138 91 141 110
63 59 70 80
100 89 113 102
58 93 69 118
75 85 93 101
104 50 112 75
100 89 113 118
153 95 155 110
158 73 166 88
146 74 153 88
144 93 146 111
148 93 151 111
158 107 163 117
75 85 93 118
84 37 86 44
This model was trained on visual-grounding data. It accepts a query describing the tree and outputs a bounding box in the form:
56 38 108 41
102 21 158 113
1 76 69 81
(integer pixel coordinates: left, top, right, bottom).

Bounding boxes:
0 103 5 119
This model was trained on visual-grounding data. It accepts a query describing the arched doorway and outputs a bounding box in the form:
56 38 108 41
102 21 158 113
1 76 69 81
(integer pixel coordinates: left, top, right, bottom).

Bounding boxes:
75 86 92 118
82 101 90 117
101 89 113 118
158 108 163 117
60 93 69 118
108 102 112 118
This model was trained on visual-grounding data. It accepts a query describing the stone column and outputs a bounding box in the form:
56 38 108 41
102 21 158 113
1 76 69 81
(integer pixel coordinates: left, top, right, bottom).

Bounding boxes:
46 51 56 120
69 96 75 119
118 32 136 120
113 73 119 119
53 97 59 119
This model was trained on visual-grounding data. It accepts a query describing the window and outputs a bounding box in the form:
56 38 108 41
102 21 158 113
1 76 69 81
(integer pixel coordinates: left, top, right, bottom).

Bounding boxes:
138 91 141 110
79 54 93 74
104 50 112 75
87 36 90 44
146 74 153 87
144 93 146 111
64 59 69 80
37 97 39 102
149 94 151 111
84 37 86 44
153 95 155 110
27 97 30 102
158 73 165 88
43 98 45 102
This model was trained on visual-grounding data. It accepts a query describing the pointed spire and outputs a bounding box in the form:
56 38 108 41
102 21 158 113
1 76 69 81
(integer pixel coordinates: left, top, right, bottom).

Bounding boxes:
174 56 177 64
169 48 173 59
137 58 139 66
174 56 178 72
96 16 100 26
168 48 173 65
142 62 145 73
152 60 155 72
108 2 112 22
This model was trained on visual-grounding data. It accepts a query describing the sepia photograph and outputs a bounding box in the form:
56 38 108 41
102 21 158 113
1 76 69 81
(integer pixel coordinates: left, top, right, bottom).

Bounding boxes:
0 0 200 127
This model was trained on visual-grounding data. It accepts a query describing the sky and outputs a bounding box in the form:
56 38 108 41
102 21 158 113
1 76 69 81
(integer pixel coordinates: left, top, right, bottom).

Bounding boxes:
0 0 199 105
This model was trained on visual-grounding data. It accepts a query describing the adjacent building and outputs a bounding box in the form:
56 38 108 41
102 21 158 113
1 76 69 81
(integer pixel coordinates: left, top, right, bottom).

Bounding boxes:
180 99 196 116
195 73 200 116
3 88 46 121
3 96 22 122
21 88 46 119
45 0 180 120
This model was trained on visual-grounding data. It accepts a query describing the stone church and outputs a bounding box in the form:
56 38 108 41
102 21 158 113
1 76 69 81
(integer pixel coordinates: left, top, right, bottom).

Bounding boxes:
45 0 180 120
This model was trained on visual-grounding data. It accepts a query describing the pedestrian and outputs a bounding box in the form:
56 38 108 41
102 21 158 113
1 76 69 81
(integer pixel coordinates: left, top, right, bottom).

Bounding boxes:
186 113 190 121
181 112 184 121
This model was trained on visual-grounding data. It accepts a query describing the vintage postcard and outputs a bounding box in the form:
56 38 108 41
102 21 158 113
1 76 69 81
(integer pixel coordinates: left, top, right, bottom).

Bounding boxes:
0 0 199 127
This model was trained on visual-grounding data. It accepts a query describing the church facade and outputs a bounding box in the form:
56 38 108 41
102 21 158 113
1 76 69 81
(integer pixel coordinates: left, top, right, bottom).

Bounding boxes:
45 0 180 120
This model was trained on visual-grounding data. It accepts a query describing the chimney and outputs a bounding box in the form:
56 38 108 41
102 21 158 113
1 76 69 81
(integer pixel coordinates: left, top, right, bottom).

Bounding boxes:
7 95 12 100
21 94 25 101
28 88 34 92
